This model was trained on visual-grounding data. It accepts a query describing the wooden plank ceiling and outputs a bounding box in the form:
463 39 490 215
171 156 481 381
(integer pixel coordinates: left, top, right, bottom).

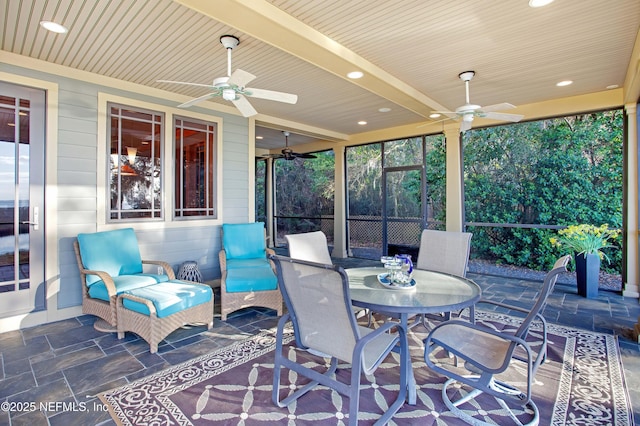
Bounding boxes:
1 0 639 150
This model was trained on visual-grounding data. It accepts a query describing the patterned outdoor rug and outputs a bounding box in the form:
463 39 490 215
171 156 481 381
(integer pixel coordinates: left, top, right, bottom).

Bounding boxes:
100 312 633 425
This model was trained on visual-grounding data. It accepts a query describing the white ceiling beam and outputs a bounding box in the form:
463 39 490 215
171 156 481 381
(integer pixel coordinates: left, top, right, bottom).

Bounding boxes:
175 0 449 118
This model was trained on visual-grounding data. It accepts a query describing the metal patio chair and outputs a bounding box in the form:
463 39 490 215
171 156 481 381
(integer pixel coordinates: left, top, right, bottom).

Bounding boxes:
423 255 570 426
270 255 409 426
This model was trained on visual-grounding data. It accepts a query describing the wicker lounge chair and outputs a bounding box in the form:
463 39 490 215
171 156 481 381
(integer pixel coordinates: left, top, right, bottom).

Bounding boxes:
75 228 213 351
218 222 283 320
74 228 177 330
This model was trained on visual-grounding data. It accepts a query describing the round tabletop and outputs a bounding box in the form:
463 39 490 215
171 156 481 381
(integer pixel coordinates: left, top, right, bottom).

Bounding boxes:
346 267 482 315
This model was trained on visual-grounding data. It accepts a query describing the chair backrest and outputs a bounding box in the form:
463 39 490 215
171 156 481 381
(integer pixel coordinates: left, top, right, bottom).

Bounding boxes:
416 229 472 277
222 222 268 260
270 255 359 363
513 255 571 340
76 228 143 285
285 231 333 264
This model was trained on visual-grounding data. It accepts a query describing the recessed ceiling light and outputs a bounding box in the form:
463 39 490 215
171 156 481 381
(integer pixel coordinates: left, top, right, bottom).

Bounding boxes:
347 71 364 79
606 84 619 90
256 136 263 140
556 80 573 87
40 21 68 34
358 121 367 125
529 0 554 7
429 113 441 119
378 107 391 113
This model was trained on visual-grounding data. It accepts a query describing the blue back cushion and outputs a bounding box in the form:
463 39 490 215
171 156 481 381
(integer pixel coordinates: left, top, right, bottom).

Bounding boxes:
222 223 267 260
77 228 143 286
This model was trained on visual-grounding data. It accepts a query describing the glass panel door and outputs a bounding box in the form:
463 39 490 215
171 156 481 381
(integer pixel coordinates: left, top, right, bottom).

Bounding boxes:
0 82 45 317
382 166 425 258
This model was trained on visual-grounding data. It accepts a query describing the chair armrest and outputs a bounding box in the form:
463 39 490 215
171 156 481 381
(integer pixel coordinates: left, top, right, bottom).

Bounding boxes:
425 319 532 374
142 260 176 280
266 248 276 270
476 298 530 314
355 321 406 375
474 299 546 331
77 267 117 298
117 293 157 316
219 249 227 272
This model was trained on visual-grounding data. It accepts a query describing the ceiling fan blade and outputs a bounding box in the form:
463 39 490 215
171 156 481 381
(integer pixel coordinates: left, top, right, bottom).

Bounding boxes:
232 95 258 117
482 111 524 122
178 93 215 108
479 102 516 113
245 88 298 104
257 153 284 159
227 69 256 88
292 152 317 159
157 80 214 89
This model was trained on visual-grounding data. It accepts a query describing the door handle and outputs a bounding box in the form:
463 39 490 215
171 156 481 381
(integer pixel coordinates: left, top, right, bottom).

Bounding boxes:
20 206 39 230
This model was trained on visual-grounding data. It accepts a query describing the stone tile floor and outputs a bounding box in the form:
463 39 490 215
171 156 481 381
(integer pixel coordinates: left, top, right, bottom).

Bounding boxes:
1 256 639 425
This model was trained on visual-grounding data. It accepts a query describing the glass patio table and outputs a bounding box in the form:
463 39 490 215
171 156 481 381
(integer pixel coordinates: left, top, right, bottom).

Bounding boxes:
346 267 482 405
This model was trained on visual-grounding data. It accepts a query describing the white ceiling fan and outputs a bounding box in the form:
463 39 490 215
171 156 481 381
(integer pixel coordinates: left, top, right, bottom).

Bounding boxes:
433 71 524 132
157 35 298 117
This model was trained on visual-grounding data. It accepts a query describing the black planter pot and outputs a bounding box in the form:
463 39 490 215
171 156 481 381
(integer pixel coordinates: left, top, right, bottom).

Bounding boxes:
575 252 600 298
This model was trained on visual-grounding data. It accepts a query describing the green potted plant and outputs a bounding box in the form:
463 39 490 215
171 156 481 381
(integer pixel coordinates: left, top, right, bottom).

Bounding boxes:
550 224 620 298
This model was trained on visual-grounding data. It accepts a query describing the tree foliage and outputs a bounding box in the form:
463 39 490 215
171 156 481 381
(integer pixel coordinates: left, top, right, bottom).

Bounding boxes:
463 110 623 272
258 110 623 273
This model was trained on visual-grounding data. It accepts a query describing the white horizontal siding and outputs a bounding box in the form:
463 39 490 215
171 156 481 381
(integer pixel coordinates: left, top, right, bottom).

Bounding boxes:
2 63 253 313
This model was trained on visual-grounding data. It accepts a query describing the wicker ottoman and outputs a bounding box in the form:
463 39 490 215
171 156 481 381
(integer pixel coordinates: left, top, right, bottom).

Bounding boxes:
116 280 214 353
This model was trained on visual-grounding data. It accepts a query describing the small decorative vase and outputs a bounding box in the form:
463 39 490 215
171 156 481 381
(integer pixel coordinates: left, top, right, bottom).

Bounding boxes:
177 261 203 283
394 254 413 283
575 252 600 298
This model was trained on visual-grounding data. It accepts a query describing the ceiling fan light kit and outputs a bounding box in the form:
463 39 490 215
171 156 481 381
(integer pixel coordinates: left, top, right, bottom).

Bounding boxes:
157 35 298 117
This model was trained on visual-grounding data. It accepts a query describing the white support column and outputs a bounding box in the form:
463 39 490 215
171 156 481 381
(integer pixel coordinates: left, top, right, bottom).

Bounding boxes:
444 126 464 232
623 104 640 342
332 146 348 258
624 103 639 299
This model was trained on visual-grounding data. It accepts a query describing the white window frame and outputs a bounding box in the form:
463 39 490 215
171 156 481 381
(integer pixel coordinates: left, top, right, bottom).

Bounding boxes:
97 93 223 231
107 102 165 222
173 115 218 220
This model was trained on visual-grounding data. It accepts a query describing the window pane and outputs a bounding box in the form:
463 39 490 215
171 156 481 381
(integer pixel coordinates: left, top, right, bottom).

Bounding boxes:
255 159 266 224
174 117 217 218
383 137 422 167
108 104 163 221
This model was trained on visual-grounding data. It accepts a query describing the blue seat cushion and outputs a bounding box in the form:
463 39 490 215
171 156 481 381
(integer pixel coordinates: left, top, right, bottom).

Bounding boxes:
121 281 213 318
222 223 267 260
88 274 170 301
77 228 144 286
225 263 278 293
226 258 272 270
